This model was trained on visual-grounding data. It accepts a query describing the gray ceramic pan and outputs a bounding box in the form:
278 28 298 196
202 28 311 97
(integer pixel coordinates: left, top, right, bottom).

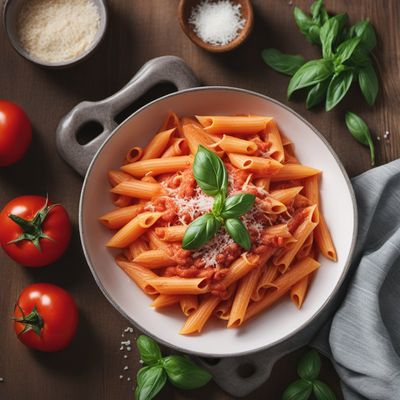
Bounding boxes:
56 56 356 387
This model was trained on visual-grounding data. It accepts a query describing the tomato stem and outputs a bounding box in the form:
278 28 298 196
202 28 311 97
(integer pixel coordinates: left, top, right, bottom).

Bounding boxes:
14 304 44 336
7 197 57 251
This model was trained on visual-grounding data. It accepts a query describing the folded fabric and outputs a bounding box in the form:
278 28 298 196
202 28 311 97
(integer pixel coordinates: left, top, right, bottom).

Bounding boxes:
201 159 400 399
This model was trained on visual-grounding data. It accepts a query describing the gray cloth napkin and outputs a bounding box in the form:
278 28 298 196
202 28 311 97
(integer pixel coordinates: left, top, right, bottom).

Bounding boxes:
201 159 400 399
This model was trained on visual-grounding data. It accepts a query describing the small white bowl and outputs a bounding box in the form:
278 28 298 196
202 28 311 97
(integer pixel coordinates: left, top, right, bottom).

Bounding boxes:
3 0 108 68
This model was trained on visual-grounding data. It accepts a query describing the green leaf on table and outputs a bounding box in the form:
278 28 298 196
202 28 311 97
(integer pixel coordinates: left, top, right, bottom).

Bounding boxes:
320 17 339 58
221 193 256 219
136 335 162 365
293 7 316 40
193 145 228 196
306 79 329 109
261 49 306 76
348 47 371 68
162 355 212 390
335 37 361 64
310 0 324 20
182 214 221 250
288 59 333 98
349 20 377 51
358 63 379 105
135 365 167 400
282 379 313 400
345 111 375 165
313 380 337 400
297 349 321 380
225 218 251 250
326 70 354 111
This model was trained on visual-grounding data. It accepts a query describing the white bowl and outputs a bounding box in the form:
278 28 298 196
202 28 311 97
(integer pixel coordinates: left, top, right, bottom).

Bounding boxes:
80 87 357 357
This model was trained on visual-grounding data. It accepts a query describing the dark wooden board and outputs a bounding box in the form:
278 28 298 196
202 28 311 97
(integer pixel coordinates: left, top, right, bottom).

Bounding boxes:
1 0 399 398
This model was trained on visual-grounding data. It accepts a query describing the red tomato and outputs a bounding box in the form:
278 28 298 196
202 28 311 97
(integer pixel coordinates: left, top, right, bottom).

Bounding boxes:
0 100 32 166
0 195 71 267
14 283 79 352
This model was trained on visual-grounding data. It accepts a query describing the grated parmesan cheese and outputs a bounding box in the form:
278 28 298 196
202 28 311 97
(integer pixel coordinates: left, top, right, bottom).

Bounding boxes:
189 0 246 46
17 0 100 63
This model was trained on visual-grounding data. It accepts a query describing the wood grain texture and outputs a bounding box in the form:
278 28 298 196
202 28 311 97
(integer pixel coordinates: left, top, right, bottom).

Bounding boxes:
1 0 399 398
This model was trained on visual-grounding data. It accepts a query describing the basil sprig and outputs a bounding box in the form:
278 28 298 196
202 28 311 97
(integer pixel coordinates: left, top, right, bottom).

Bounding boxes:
135 335 212 400
345 112 375 166
182 145 255 251
262 0 379 166
283 349 337 400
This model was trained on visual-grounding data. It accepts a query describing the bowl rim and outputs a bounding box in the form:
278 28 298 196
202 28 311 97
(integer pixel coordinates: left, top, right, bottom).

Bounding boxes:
2 0 108 68
79 86 358 357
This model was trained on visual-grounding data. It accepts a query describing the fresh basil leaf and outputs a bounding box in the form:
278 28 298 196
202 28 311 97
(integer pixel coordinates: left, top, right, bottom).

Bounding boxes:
221 193 256 219
350 20 377 51
348 47 371 68
261 49 306 76
136 335 162 365
288 59 333 98
319 9 329 25
282 379 313 400
308 25 321 44
162 355 212 390
135 366 167 400
182 214 220 250
212 192 225 216
345 112 375 165
225 218 251 250
306 79 329 109
193 145 227 196
313 380 337 400
297 350 321 380
332 13 348 33
310 0 324 21
335 37 361 64
320 17 339 58
358 63 379 105
294 7 314 35
326 70 354 111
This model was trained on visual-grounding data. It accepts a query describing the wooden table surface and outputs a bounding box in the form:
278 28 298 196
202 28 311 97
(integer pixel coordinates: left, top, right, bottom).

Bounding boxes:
1 0 399 399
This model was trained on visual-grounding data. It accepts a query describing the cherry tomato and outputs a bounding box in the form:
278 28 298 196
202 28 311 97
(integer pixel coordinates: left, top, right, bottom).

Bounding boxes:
14 283 78 352
0 100 32 166
0 195 71 267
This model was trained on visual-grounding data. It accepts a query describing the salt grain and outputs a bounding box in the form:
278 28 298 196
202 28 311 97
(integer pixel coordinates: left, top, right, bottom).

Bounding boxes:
189 0 246 46
124 355 128 359
0 377 4 383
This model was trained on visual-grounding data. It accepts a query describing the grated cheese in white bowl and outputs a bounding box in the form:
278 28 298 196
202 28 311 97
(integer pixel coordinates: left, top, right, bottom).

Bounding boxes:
16 0 101 64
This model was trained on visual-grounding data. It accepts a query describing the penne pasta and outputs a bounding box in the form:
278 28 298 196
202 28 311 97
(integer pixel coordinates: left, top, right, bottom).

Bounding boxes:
126 146 143 163
196 115 272 135
228 267 262 328
273 205 319 272
99 204 145 230
152 294 181 309
244 257 320 322
106 212 163 248
116 259 159 295
255 177 270 192
263 120 284 162
155 225 187 242
182 123 224 156
180 295 199 316
160 111 183 136
251 263 279 301
220 254 260 289
227 153 283 176
161 138 189 158
142 128 177 160
111 179 164 199
270 186 303 205
128 238 150 260
270 164 320 181
148 276 209 295
133 249 175 268
290 273 313 309
180 295 221 335
304 175 337 261
212 134 257 155
121 155 193 178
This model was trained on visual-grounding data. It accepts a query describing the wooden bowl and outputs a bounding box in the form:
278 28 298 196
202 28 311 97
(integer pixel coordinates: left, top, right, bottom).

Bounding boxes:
178 0 253 53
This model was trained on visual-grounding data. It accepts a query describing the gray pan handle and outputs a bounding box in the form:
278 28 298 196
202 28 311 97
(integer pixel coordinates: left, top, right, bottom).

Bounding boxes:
56 56 200 176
